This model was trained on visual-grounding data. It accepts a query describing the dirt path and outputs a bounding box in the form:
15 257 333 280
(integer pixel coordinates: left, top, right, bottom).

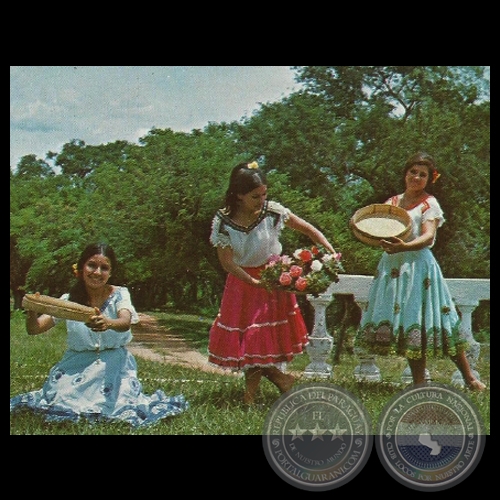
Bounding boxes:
129 312 231 375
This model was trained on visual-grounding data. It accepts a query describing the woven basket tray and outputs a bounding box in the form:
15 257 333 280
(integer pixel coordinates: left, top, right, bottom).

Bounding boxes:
22 293 96 322
350 204 412 247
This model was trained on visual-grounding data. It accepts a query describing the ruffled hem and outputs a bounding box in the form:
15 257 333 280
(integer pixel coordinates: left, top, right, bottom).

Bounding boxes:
208 269 309 371
355 248 468 360
9 347 189 427
208 345 307 370
207 359 296 372
10 391 189 427
356 321 468 360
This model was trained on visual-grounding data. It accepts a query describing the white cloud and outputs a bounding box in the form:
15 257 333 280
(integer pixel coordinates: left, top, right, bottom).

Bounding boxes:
10 66 300 168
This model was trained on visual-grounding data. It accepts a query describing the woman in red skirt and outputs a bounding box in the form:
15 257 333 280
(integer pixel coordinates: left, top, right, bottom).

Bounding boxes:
208 161 336 405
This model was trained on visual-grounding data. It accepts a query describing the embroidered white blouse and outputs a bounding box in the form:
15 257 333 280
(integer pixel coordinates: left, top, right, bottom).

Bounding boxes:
209 200 290 267
386 194 445 247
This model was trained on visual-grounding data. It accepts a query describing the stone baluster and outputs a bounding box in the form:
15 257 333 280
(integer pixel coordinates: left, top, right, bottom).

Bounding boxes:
353 298 381 382
446 279 488 386
303 291 335 379
302 276 488 385
451 300 482 388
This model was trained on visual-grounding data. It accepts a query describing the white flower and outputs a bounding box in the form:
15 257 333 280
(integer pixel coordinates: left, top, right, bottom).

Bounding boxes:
311 259 323 272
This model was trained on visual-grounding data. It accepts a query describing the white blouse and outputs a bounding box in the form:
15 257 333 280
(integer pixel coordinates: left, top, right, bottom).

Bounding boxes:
209 200 290 267
386 194 445 247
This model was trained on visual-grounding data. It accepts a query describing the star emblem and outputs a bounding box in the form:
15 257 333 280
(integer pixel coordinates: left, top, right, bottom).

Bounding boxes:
310 422 327 441
329 423 347 441
288 423 307 441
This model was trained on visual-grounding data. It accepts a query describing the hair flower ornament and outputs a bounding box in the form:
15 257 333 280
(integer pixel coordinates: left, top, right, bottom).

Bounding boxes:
432 169 441 184
247 161 259 169
72 263 80 278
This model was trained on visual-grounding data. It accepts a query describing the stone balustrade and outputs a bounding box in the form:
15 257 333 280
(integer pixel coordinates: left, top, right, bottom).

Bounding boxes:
303 275 490 386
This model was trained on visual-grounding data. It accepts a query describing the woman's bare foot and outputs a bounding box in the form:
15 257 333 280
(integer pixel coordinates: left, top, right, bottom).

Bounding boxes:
262 367 295 394
467 379 486 392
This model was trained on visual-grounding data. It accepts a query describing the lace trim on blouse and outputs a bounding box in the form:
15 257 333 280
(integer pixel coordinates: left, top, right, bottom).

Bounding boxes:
209 200 289 248
388 194 444 225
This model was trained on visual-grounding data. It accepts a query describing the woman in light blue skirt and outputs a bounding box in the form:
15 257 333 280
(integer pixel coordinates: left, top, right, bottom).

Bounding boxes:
355 152 485 391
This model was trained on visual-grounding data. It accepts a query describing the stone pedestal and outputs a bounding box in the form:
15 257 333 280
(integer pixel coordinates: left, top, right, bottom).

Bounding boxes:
352 297 382 382
445 286 486 386
354 356 381 382
303 293 334 379
451 303 482 387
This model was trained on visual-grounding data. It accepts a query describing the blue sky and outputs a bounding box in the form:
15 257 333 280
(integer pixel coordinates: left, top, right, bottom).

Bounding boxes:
10 66 301 168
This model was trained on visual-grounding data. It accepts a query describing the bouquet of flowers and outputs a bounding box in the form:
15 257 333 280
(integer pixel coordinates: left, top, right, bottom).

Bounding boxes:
259 245 343 296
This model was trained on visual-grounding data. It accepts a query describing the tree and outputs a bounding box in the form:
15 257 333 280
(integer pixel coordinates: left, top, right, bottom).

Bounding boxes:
10 66 489 318
15 154 54 178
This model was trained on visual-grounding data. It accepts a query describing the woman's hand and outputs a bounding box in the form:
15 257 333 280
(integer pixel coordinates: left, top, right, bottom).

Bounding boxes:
86 308 109 332
251 278 267 288
380 237 406 254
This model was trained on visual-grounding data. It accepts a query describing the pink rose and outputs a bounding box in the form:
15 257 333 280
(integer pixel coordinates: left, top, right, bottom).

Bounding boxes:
295 277 308 291
289 265 303 278
279 272 292 286
267 254 281 264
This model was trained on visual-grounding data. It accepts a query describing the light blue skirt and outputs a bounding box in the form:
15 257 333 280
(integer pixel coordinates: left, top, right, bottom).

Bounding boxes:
10 347 189 427
355 248 468 359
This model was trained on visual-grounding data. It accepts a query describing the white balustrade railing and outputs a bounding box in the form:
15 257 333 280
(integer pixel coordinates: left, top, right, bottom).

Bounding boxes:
303 275 490 386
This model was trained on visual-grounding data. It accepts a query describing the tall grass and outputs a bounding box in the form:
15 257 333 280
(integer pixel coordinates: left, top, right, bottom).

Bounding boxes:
10 310 490 435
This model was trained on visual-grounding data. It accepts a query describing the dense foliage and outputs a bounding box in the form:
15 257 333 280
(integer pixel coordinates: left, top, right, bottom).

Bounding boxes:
11 66 490 333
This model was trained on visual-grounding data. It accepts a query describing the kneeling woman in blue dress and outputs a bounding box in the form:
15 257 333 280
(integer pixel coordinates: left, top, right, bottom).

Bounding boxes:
11 242 189 427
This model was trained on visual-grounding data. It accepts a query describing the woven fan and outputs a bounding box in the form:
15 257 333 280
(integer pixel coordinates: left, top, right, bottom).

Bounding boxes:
22 293 96 322
350 204 412 247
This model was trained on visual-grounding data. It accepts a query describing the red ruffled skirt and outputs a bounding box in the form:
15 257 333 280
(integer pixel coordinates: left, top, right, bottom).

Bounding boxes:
208 267 309 370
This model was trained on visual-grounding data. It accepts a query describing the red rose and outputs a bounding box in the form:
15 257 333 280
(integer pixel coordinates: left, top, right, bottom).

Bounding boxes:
298 249 313 262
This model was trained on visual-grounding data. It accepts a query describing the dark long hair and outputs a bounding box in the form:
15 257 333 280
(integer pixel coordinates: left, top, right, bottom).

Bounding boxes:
68 243 117 305
224 162 267 215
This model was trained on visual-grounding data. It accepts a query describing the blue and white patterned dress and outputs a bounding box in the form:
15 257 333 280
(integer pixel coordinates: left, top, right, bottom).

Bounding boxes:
10 286 189 427
355 195 468 360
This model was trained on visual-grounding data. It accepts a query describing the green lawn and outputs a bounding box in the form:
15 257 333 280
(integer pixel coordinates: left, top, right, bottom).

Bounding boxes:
10 310 490 435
